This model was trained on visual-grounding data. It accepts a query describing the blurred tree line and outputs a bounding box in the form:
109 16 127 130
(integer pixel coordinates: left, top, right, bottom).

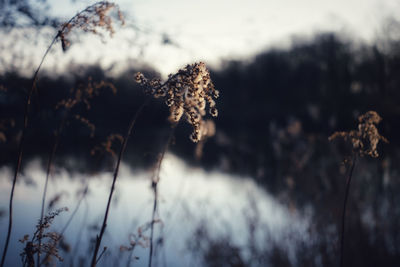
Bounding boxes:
1 26 400 267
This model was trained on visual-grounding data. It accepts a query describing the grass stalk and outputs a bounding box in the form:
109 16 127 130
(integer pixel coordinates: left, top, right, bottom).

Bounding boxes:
148 126 176 267
0 3 110 265
37 114 68 266
0 32 58 267
339 154 357 267
90 99 149 267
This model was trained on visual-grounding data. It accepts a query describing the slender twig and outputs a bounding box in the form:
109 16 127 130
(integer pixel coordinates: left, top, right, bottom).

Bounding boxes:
91 99 150 267
0 3 108 266
339 154 357 267
148 127 176 267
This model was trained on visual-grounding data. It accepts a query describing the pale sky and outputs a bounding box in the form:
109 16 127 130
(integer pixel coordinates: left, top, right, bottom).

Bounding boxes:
2 0 400 76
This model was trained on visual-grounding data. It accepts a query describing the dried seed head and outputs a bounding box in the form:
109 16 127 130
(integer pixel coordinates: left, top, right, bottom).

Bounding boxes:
58 1 124 52
20 208 68 266
329 111 388 157
135 62 219 142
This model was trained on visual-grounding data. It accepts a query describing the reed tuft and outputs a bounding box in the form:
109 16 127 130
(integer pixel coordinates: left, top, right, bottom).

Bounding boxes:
20 208 68 267
58 1 125 52
329 111 388 158
135 62 219 142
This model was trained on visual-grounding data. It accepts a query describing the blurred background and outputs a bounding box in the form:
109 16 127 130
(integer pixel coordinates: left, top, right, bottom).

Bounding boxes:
0 0 400 266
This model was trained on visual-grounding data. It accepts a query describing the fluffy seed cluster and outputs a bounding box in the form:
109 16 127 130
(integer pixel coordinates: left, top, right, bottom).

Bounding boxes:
20 207 68 267
135 62 219 142
329 111 388 157
58 1 124 51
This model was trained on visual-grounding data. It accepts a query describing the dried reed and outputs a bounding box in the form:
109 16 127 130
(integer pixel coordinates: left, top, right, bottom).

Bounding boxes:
20 208 68 267
148 128 175 267
90 99 150 267
135 62 219 267
329 110 388 267
0 2 123 266
36 77 117 266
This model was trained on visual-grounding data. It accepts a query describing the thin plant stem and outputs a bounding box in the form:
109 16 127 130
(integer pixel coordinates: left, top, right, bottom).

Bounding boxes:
96 247 107 265
60 184 88 236
148 127 176 267
0 33 57 267
339 154 357 267
70 198 89 267
37 113 68 266
91 99 150 267
0 3 106 266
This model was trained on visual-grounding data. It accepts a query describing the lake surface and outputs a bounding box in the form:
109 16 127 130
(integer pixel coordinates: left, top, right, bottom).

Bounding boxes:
0 154 310 266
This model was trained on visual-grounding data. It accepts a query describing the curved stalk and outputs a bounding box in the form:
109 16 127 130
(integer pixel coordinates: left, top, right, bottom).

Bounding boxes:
339 154 357 267
91 99 149 267
148 126 176 267
0 3 113 266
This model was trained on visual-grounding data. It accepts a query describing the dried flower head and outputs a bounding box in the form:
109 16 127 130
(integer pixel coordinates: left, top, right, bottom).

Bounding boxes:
329 111 388 157
20 208 68 266
135 62 219 142
58 1 125 51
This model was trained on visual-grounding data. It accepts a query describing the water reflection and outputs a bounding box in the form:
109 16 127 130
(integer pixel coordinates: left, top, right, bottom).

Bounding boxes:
0 154 310 266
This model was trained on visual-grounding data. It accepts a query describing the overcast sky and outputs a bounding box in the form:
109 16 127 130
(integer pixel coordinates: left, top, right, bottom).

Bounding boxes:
3 0 400 76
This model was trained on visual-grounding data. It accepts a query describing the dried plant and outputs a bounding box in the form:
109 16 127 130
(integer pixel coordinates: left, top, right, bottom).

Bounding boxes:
92 62 219 266
135 62 220 267
135 62 219 142
90 100 149 267
0 2 123 266
20 208 68 267
329 110 388 267
58 1 124 52
91 133 124 159
56 77 117 111
35 78 116 265
148 130 174 267
120 227 151 266
329 111 388 158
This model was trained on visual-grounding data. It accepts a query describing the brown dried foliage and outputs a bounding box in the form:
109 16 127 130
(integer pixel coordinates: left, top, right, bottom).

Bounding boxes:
20 208 68 267
58 1 125 52
56 77 117 111
135 62 219 142
91 133 124 158
56 77 117 137
119 226 151 253
329 111 388 157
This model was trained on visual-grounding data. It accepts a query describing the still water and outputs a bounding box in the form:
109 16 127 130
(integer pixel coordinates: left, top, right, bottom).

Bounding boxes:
0 154 310 266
